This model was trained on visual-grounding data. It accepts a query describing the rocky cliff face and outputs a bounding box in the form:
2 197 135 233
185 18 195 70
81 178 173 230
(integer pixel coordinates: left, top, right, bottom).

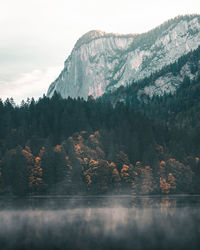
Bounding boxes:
47 15 200 99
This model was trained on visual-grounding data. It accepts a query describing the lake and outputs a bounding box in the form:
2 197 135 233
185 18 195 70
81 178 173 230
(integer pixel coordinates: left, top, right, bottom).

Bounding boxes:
0 195 199 250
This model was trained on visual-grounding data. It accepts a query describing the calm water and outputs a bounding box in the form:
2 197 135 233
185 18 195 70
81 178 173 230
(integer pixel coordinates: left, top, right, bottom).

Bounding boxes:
0 195 200 250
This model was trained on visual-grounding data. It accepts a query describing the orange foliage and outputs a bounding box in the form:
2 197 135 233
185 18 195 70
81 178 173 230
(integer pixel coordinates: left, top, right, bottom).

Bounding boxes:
78 135 83 141
65 156 72 170
121 164 130 179
80 131 87 135
160 178 170 194
86 175 92 184
35 157 41 164
89 159 99 167
136 161 141 166
74 144 83 153
84 158 89 164
22 146 34 164
121 164 129 172
89 134 99 145
29 153 43 191
109 162 116 168
39 147 45 157
92 167 98 171
195 157 200 165
168 173 176 190
113 168 120 176
77 157 83 163
94 131 100 137
160 161 166 167
133 171 138 176
54 145 62 152
36 177 42 182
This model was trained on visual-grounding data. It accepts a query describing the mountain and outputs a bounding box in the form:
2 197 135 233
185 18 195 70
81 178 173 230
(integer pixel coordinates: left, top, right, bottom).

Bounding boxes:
47 15 200 99
102 43 200 107
100 41 200 130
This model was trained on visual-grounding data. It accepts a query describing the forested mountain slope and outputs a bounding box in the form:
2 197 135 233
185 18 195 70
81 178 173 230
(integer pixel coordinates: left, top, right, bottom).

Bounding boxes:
102 44 200 128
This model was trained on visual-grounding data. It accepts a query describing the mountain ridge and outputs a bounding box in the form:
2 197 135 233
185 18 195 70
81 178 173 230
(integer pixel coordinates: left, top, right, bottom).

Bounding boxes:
47 14 200 100
74 30 138 50
101 43 200 106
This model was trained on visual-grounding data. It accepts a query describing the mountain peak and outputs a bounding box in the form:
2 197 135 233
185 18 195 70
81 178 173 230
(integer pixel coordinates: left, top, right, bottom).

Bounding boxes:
74 30 137 50
74 30 106 49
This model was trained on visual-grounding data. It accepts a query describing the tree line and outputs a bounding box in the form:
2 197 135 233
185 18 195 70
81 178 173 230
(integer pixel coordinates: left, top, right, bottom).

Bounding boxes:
0 92 200 195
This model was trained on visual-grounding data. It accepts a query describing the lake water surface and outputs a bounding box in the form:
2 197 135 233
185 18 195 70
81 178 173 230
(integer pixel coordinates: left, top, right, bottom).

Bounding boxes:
0 195 200 250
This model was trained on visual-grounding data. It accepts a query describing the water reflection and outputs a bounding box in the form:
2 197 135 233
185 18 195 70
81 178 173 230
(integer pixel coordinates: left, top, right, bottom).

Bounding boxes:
160 196 177 215
0 196 199 250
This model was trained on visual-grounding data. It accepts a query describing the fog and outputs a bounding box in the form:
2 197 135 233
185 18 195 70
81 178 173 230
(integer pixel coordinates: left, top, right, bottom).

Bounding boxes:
0 196 199 250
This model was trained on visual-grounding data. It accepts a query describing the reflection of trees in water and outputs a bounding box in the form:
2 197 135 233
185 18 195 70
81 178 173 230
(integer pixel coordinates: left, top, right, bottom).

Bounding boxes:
160 196 177 216
139 197 155 207
133 196 177 216
0 197 199 249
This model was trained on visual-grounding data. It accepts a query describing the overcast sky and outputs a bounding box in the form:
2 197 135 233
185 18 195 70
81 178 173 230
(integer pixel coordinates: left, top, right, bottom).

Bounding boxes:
0 0 200 103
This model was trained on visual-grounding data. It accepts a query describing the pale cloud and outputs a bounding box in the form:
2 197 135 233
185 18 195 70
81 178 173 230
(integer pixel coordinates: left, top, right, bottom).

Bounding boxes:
0 67 62 104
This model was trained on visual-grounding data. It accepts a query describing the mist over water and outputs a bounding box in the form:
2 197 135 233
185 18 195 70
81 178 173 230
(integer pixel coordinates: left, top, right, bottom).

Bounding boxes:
0 196 199 250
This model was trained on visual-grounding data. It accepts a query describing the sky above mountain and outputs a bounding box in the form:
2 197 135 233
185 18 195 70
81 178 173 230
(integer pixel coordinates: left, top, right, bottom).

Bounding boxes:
0 0 200 103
